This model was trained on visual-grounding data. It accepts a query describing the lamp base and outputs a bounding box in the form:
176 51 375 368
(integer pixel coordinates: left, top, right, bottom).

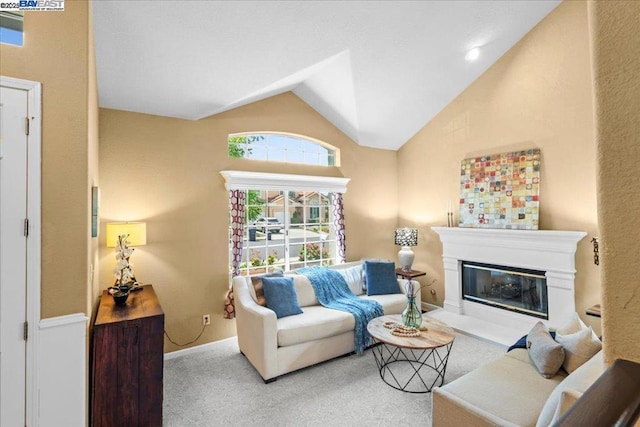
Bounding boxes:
398 246 415 272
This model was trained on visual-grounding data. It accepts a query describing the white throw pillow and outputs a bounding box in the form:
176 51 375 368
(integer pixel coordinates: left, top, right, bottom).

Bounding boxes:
535 350 603 427
556 312 591 336
550 388 583 424
336 265 365 296
555 326 602 374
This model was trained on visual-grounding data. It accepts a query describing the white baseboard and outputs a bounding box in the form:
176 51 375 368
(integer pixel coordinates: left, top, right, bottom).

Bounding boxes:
422 302 441 312
164 336 237 360
39 313 88 427
425 308 518 348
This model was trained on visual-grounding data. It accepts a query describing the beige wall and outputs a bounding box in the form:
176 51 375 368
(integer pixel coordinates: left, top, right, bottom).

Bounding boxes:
98 92 398 352
0 1 94 318
88 2 100 315
397 1 600 333
589 1 640 364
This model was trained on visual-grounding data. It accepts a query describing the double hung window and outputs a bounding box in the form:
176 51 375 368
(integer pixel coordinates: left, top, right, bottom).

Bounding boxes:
235 189 334 275
221 171 349 279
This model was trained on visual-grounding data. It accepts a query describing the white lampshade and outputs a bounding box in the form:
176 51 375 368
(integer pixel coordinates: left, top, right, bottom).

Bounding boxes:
106 222 147 247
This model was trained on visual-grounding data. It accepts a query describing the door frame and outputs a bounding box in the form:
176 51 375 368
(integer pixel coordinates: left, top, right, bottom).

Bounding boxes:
1 75 42 426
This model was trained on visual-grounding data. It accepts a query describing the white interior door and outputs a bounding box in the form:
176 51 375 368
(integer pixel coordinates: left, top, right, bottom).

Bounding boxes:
1 83 30 426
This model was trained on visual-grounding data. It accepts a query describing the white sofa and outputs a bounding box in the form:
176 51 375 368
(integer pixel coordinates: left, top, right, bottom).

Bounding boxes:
432 347 605 427
232 261 419 382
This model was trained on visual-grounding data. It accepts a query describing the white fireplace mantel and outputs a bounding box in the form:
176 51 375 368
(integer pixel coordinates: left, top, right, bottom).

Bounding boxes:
431 227 587 335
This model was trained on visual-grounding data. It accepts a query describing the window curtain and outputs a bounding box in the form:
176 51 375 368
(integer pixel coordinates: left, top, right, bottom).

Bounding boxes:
223 189 245 320
331 192 346 263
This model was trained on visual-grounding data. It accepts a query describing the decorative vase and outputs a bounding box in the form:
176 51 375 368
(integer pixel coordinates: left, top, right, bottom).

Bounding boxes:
112 289 130 305
118 282 136 293
402 295 422 328
108 284 132 305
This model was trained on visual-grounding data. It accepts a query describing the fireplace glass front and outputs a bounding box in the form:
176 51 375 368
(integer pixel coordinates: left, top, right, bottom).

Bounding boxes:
462 261 548 319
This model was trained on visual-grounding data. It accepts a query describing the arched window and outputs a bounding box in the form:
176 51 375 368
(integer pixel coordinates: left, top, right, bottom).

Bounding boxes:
228 132 338 167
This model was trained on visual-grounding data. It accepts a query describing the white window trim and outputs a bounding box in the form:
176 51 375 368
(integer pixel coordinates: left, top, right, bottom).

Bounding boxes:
220 171 350 193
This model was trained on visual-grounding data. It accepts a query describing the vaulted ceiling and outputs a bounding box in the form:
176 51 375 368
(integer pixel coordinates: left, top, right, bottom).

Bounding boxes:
92 1 560 150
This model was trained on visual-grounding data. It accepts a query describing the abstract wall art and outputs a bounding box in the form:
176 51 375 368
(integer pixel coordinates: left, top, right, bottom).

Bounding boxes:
458 148 541 230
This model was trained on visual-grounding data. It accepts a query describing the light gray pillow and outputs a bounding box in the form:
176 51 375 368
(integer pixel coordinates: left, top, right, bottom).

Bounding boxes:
527 321 565 378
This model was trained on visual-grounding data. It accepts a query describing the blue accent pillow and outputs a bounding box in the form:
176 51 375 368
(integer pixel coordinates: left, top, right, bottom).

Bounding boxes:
261 276 303 318
507 331 556 352
364 260 399 296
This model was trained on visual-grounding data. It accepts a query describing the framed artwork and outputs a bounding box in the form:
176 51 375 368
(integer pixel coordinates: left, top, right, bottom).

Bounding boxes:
91 186 99 237
458 148 541 230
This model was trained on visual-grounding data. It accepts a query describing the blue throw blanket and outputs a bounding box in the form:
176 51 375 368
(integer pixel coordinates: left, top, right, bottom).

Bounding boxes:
296 266 384 354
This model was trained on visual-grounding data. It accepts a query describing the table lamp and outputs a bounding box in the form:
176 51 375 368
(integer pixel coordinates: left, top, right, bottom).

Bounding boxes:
395 227 418 272
106 222 146 290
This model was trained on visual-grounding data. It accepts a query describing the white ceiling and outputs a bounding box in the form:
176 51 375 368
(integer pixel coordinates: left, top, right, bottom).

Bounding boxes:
92 1 560 151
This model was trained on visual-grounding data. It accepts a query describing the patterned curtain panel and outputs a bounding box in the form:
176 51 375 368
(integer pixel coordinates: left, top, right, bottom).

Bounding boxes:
331 192 346 263
224 189 246 320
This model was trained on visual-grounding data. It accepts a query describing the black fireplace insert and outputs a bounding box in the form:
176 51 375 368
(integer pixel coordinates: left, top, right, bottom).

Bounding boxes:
462 261 548 319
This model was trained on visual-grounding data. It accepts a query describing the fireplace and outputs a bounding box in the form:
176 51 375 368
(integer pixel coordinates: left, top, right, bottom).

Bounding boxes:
432 227 586 334
462 261 548 319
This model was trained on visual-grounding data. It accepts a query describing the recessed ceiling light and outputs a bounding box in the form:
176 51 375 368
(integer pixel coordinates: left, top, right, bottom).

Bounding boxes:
465 47 480 62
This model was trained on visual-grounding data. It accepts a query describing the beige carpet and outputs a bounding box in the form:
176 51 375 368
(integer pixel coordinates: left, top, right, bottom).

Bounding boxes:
164 333 505 426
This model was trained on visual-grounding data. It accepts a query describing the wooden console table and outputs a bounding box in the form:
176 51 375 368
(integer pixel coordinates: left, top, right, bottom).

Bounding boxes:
91 285 164 427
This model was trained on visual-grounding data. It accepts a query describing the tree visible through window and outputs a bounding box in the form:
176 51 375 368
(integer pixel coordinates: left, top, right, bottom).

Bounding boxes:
228 132 338 166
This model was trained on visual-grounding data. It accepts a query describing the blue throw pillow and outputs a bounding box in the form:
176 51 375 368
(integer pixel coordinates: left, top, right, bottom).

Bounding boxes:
262 276 304 318
250 270 284 306
364 260 399 296
507 331 557 353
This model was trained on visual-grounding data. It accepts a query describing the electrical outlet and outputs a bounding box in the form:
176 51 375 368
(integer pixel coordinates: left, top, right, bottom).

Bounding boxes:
203 314 211 326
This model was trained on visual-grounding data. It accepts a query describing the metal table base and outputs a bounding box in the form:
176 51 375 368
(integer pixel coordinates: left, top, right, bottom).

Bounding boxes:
370 339 454 393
